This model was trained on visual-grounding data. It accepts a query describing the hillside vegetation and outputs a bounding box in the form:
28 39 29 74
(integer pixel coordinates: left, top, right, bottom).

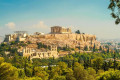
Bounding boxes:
0 41 120 80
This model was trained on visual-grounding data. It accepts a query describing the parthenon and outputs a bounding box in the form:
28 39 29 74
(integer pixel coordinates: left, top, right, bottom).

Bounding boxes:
51 26 72 34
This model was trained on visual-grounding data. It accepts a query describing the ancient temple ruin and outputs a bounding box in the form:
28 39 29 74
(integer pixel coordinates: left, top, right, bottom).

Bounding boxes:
4 31 28 42
51 26 72 34
18 45 59 59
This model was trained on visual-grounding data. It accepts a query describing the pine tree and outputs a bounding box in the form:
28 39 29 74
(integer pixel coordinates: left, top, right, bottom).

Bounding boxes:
93 43 96 52
107 47 110 53
75 30 80 34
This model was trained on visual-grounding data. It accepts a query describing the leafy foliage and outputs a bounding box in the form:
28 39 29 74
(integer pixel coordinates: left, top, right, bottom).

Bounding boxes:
1 42 120 80
108 0 120 24
75 30 80 34
0 57 18 80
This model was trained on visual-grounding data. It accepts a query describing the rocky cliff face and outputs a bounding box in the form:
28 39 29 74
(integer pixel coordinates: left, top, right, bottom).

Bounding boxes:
45 33 96 41
26 33 100 50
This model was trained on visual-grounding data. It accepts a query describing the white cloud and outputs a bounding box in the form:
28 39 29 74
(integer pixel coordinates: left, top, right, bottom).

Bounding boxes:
5 22 16 29
32 21 48 29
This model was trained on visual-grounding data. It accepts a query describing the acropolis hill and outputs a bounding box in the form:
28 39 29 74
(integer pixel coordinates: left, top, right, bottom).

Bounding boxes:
3 26 101 59
4 26 100 49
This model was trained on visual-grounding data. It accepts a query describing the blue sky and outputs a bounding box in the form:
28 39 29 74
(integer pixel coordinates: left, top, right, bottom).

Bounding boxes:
0 0 120 40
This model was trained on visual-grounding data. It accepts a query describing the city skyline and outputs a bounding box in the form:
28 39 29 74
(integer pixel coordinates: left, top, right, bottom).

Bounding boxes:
0 0 120 40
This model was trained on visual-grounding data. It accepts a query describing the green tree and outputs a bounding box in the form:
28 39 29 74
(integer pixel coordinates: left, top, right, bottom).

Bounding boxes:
18 69 25 78
113 53 118 71
108 60 113 68
97 70 120 80
93 57 103 73
84 59 90 69
73 63 89 80
107 47 109 53
49 66 59 79
87 67 96 78
24 77 42 80
25 67 33 77
53 76 66 80
66 73 76 80
84 46 88 51
57 62 67 75
93 44 96 52
99 46 102 51
75 30 80 34
34 66 49 80
24 58 33 77
102 61 109 71
66 68 76 80
0 57 18 80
